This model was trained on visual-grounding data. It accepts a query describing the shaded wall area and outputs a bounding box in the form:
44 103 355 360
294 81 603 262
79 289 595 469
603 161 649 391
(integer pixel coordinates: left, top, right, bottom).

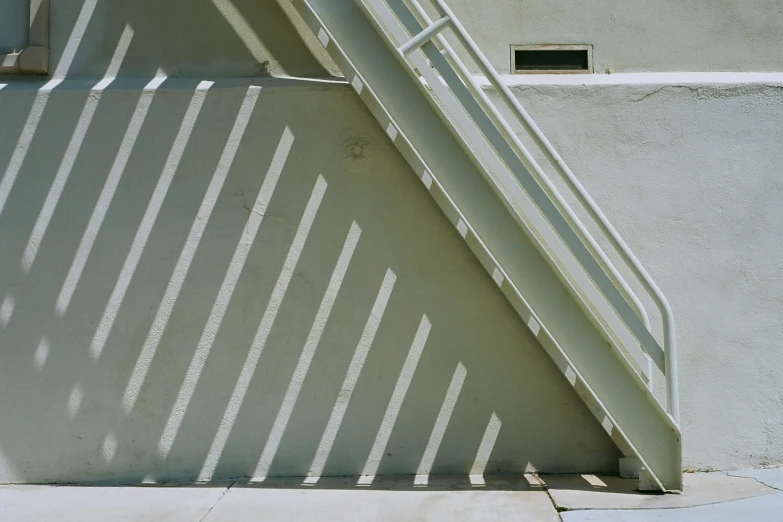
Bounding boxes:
0 0 28 54
0 0 337 80
0 80 619 483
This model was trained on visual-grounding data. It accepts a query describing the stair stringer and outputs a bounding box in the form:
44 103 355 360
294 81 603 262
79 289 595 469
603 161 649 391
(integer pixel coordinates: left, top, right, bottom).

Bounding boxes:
290 0 682 491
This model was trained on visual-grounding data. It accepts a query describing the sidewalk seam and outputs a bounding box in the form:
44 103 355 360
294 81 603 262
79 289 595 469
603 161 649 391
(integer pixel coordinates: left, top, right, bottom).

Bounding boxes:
197 481 235 522
725 472 783 493
540 481 564 521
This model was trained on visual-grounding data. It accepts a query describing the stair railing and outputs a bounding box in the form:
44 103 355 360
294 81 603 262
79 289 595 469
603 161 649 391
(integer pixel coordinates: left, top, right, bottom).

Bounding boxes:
365 0 679 423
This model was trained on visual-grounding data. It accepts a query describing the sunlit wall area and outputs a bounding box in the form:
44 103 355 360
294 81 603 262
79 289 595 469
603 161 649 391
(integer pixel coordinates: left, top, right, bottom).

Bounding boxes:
445 0 783 74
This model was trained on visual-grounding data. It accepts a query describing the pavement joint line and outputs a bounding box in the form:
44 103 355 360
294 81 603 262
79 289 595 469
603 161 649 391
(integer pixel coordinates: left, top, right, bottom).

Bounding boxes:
538 477 565 520
548 472 783 513
197 480 235 522
556 490 783 514
725 471 783 493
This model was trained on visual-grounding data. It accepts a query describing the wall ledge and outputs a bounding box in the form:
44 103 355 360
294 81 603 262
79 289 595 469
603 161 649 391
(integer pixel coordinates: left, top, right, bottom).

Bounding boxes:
476 71 783 87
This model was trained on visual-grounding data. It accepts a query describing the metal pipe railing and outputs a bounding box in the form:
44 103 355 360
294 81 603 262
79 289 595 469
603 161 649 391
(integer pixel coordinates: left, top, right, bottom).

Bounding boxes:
396 2 651 334
398 0 678 422
398 15 450 55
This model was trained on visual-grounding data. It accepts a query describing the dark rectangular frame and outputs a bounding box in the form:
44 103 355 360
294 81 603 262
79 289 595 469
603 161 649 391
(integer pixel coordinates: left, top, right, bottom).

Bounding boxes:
510 44 593 74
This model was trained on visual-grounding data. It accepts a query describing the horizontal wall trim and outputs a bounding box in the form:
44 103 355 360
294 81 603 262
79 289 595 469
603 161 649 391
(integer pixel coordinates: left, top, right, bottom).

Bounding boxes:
5 73 783 93
0 76 349 93
475 72 783 87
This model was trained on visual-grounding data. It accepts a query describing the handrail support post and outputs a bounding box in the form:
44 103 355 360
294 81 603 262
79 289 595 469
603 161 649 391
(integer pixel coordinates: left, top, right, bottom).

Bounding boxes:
398 15 450 56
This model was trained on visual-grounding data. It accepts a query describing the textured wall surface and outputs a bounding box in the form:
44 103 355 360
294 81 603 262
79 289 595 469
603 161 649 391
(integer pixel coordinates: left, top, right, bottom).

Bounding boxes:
6 0 783 78
445 0 783 73
494 81 783 471
0 79 619 483
0 0 337 79
0 0 782 482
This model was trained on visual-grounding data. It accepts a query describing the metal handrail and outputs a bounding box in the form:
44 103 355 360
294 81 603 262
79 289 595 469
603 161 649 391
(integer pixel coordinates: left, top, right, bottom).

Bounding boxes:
393 0 679 422
397 3 652 336
395 12 659 379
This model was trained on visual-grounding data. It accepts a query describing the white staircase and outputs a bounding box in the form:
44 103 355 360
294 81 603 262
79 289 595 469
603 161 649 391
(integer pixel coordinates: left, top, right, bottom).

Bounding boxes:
291 0 682 491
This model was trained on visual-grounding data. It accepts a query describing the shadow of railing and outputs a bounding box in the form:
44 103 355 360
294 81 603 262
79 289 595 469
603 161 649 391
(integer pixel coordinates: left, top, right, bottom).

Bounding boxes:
0 0 620 487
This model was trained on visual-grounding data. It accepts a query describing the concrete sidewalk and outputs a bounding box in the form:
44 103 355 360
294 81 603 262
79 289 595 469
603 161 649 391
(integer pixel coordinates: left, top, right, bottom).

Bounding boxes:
549 468 783 522
0 476 558 522
0 469 780 521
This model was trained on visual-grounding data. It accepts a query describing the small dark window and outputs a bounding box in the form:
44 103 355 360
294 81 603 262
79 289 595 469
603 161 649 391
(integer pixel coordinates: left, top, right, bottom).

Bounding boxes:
511 45 593 74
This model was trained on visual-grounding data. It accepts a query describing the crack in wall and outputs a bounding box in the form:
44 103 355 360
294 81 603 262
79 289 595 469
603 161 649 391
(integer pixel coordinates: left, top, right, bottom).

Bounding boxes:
631 83 783 102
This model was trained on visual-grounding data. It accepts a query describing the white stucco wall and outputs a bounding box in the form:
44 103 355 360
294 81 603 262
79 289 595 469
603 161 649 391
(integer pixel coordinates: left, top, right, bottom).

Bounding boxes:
1 0 782 482
0 79 620 483
13 0 783 79
445 0 783 73
492 78 783 471
33 0 338 79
